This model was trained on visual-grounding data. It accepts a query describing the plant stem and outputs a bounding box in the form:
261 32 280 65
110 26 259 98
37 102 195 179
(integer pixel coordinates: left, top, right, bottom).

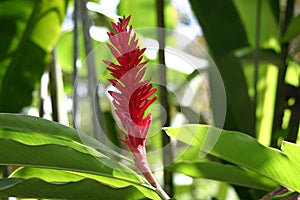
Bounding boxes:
72 0 80 129
253 0 262 138
79 0 106 141
271 0 295 147
156 0 173 196
134 152 170 200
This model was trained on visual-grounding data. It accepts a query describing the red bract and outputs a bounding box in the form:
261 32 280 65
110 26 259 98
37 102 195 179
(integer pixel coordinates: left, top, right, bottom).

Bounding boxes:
104 16 170 200
104 16 157 156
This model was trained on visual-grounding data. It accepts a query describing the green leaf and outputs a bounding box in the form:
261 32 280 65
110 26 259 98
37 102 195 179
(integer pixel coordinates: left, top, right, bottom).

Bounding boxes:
189 0 254 133
9 167 160 199
281 141 300 167
0 113 129 161
164 125 300 192
0 130 108 163
189 0 248 55
0 113 83 141
214 53 255 134
11 167 84 182
234 0 280 47
0 115 161 198
56 30 85 74
0 136 142 184
0 138 160 198
0 177 148 200
0 0 67 112
167 161 278 191
0 114 161 198
283 14 300 42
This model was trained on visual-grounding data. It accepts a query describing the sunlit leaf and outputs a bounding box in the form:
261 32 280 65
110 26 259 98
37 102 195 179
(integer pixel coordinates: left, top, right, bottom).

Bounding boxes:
189 0 254 134
0 138 142 184
9 167 160 199
0 0 67 112
281 141 300 167
167 161 278 191
0 177 149 200
165 125 300 192
0 113 129 161
234 0 280 47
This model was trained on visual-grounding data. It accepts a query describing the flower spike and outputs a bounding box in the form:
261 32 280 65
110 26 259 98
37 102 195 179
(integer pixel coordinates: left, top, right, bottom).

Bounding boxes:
104 16 157 152
104 16 170 200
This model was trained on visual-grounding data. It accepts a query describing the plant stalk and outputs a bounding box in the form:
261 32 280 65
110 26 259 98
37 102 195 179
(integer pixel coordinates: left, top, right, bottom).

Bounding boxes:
72 0 80 129
271 0 295 147
253 0 262 138
156 0 174 196
133 151 170 200
79 0 106 141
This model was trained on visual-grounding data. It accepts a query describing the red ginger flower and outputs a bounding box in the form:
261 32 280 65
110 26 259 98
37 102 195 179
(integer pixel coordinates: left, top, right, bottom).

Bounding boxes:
104 16 170 200
104 16 157 157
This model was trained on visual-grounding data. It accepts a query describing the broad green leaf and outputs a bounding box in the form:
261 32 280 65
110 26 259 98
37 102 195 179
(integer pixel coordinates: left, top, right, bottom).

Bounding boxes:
0 130 108 162
0 114 160 199
0 177 149 200
0 0 67 112
12 167 141 189
11 167 83 182
214 53 255 134
283 14 300 42
0 113 129 161
189 0 254 134
281 141 300 167
189 0 248 55
167 161 278 191
0 138 143 185
0 113 79 140
9 167 160 199
234 0 280 47
165 125 300 192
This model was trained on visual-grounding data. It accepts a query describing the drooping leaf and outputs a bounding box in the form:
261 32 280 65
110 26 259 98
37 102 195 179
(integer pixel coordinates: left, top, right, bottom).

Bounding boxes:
0 112 160 198
283 14 300 42
0 130 111 163
164 125 300 192
167 161 278 191
0 138 144 183
214 53 255 134
234 0 280 47
0 113 129 161
189 0 254 134
189 0 249 55
8 167 160 199
0 0 67 112
0 177 149 200
0 122 146 182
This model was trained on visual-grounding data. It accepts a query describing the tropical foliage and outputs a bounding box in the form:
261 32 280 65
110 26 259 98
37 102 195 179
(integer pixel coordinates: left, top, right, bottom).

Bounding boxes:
0 0 300 199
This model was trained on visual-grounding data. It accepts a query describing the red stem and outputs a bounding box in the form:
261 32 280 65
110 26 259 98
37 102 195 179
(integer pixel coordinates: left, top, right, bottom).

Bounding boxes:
133 150 170 200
